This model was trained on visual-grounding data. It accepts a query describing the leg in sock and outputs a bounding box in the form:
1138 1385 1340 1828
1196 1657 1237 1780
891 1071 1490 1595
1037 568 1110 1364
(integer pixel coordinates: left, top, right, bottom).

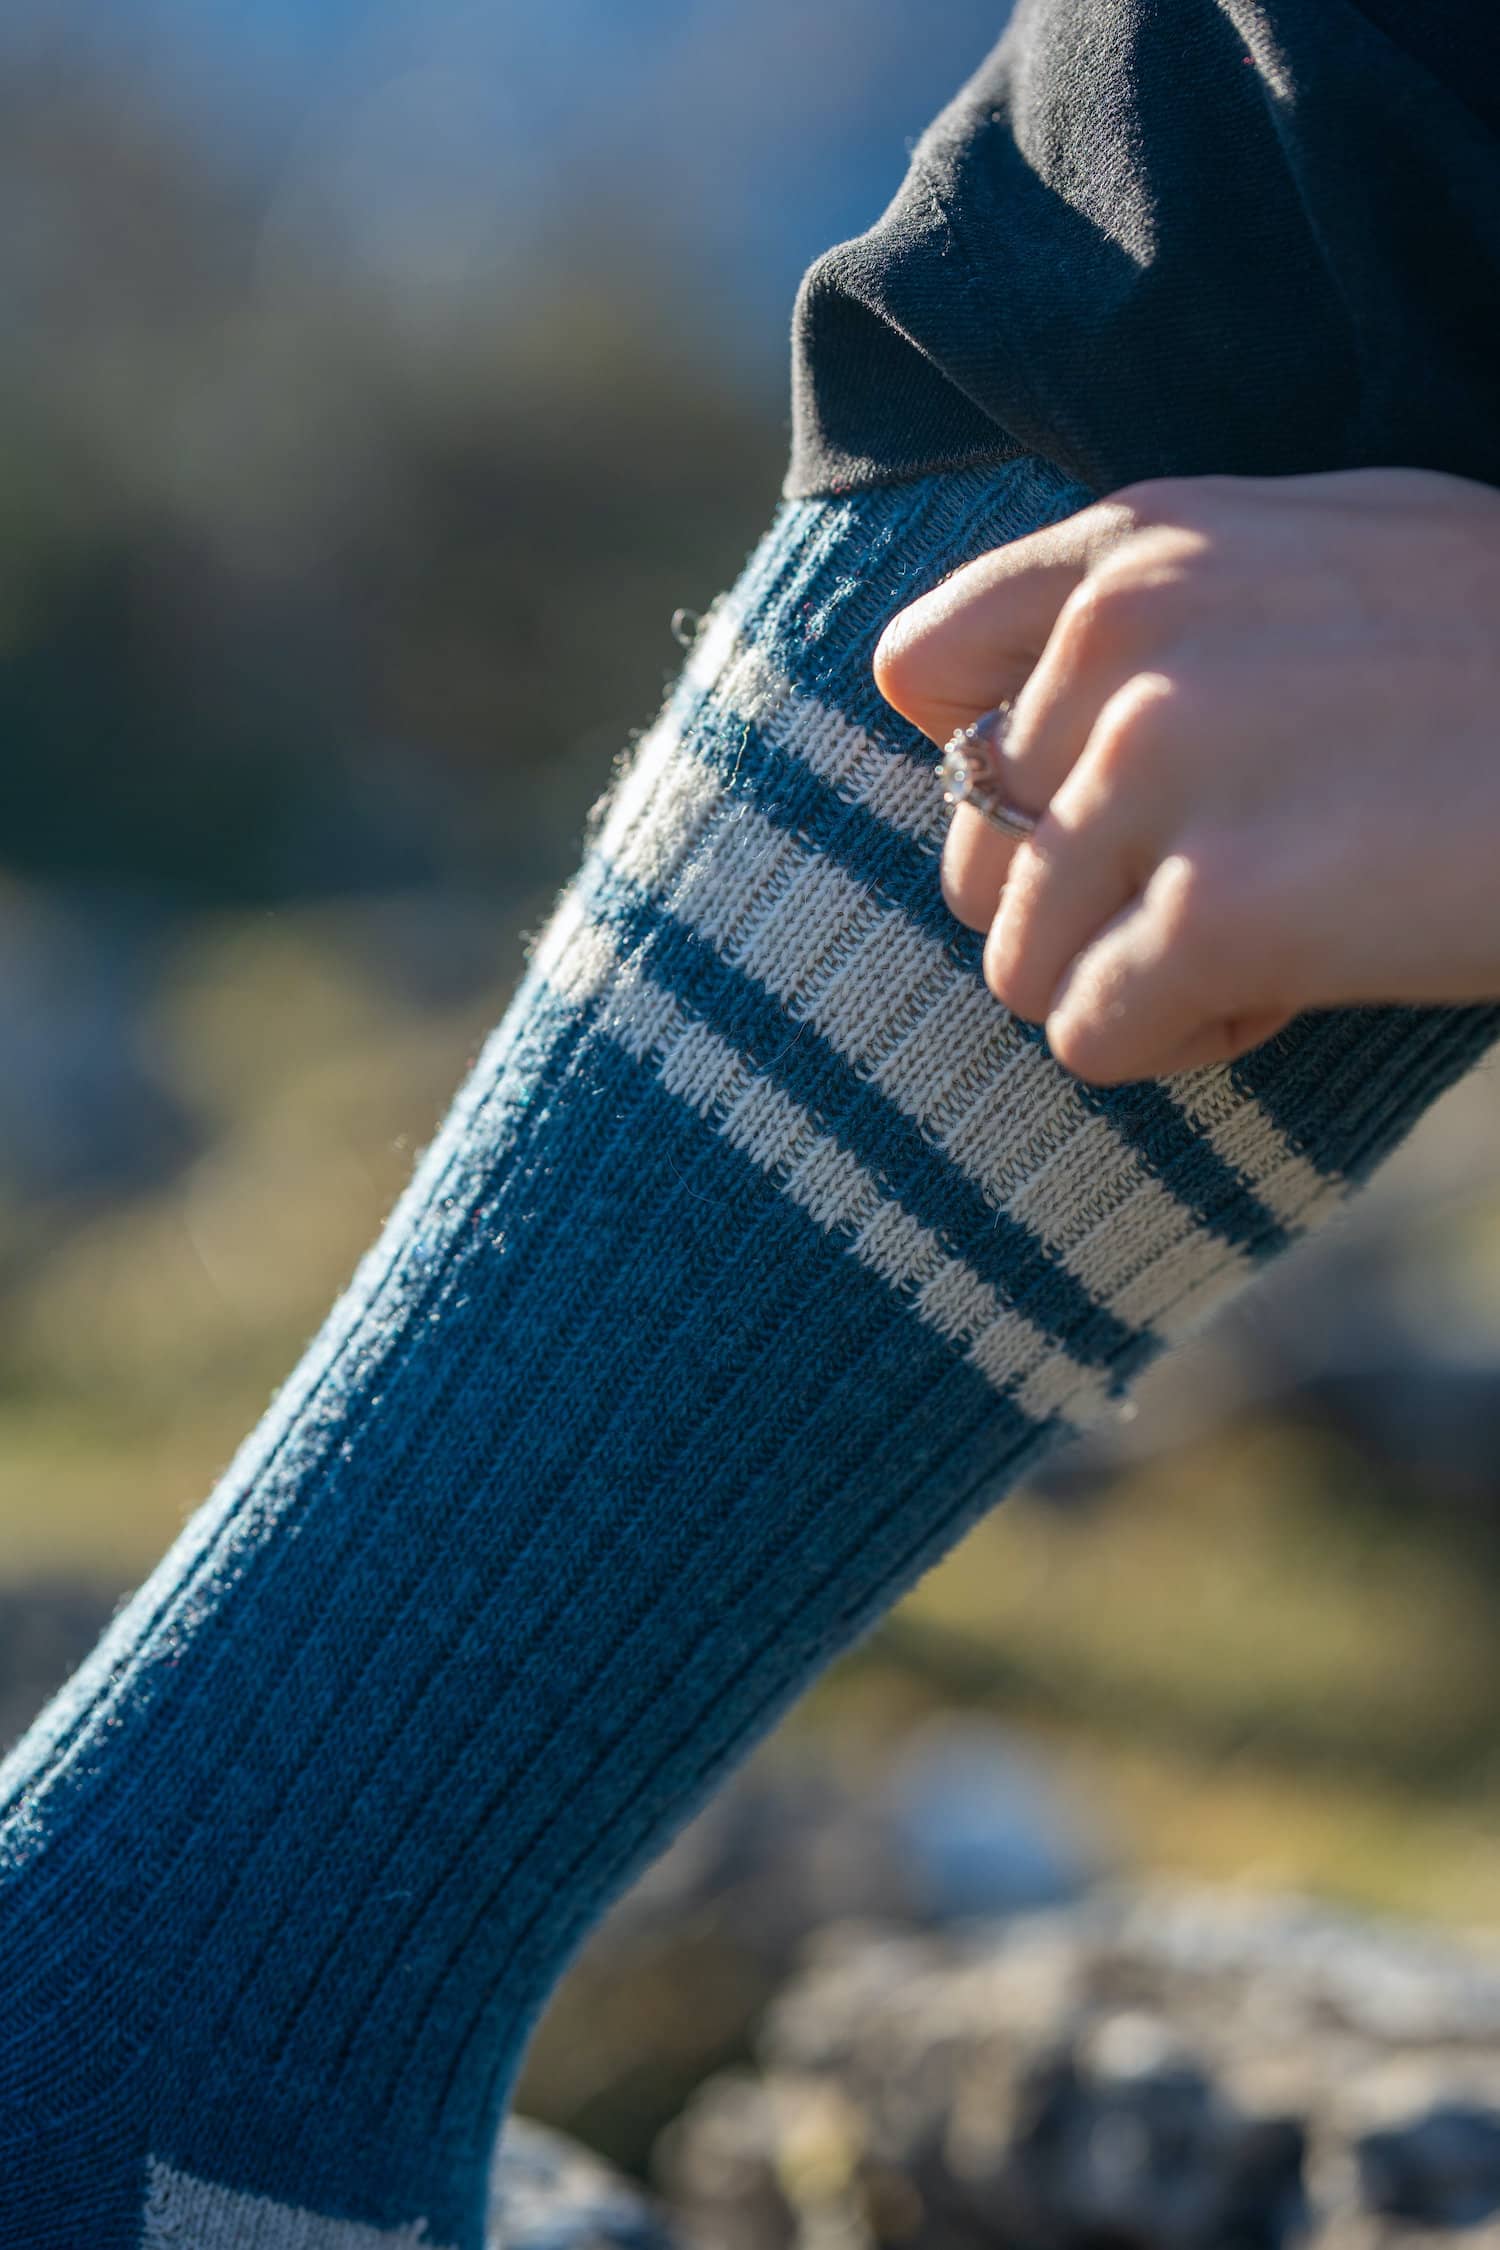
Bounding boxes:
2 458 1496 2247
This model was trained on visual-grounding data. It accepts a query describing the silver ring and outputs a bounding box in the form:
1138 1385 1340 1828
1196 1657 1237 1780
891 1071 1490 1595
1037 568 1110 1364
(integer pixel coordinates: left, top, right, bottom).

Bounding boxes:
938 706 1039 840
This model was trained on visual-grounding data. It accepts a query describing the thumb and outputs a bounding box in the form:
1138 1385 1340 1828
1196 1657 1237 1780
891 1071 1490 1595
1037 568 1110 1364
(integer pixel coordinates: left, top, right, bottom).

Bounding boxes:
872 499 1123 746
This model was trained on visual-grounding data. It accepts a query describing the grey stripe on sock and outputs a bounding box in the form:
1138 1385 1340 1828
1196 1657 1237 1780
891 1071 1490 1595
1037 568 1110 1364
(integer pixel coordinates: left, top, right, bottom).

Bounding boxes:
143 2158 451 2250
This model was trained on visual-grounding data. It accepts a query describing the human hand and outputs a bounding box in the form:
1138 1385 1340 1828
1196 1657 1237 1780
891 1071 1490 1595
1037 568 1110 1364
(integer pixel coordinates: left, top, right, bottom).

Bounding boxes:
873 469 1500 1084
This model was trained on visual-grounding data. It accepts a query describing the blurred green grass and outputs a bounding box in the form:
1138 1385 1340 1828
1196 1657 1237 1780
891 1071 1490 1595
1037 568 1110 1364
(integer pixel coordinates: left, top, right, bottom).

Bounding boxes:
7 899 1500 1929
0 902 513 1579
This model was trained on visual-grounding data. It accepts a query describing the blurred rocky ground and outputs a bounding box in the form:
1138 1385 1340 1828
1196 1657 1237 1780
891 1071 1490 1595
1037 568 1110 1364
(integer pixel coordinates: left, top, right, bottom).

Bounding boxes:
473 1741 1500 2250
659 1878 1500 2250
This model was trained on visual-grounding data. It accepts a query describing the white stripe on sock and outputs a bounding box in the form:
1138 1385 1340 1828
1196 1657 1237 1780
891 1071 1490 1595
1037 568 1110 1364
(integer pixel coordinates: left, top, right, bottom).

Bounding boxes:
715 635 949 843
679 590 747 701
659 785 1262 1344
699 619 1342 1237
544 914 1110 1422
1170 1064 1346 1226
532 614 1345 1395
143 2160 451 2250
589 711 723 895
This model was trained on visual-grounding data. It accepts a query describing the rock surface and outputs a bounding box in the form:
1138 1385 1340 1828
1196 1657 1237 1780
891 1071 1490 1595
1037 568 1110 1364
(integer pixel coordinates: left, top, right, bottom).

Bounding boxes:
658 1887 1500 2250
489 2119 678 2250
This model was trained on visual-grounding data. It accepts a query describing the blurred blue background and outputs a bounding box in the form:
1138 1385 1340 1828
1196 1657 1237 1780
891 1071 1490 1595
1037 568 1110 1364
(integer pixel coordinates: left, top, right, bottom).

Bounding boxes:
7 0 1500 2194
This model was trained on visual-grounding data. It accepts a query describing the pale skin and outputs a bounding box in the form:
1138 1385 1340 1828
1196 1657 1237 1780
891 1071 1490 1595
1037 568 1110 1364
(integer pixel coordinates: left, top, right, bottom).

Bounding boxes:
873 467 1500 1087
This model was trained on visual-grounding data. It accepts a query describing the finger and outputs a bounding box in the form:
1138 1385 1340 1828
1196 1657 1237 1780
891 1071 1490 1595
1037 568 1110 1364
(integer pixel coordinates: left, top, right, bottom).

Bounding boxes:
941 801 1027 933
1148 1010 1296 1079
1042 891 1213 1086
1045 896 1289 1082
873 498 1135 746
953 678 1176 969
983 812 1143 1026
999 578 1157 816
941 651 1170 953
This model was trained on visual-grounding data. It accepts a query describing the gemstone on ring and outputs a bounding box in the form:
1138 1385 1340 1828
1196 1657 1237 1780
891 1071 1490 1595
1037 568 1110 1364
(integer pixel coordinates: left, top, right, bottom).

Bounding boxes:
938 706 1039 840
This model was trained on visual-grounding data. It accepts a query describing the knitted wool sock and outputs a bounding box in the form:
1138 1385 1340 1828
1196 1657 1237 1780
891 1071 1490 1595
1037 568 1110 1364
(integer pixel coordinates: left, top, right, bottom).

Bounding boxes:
3 458 1495 2250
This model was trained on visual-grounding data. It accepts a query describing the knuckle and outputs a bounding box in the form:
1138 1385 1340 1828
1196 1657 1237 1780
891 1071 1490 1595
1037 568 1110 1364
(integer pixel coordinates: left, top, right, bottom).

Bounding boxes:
984 951 1021 1012
872 600 974 727
1153 844 1256 970
940 853 1002 935
1153 853 1214 948
1086 720 1138 799
1110 475 1197 527
1058 568 1161 665
982 929 1022 1011
1045 1011 1121 1086
1088 675 1190 794
1107 479 1167 530
983 915 1040 1019
1001 967 1051 1025
1015 814 1075 879
871 613 928 711
1151 850 1223 967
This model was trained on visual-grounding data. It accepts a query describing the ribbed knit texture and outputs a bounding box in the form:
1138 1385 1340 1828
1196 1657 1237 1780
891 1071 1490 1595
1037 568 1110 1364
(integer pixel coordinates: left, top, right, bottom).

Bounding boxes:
2 458 1495 2249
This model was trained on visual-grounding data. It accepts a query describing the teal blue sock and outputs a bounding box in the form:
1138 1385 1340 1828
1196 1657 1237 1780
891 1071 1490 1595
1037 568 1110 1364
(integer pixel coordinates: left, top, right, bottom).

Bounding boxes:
2 460 1494 2248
